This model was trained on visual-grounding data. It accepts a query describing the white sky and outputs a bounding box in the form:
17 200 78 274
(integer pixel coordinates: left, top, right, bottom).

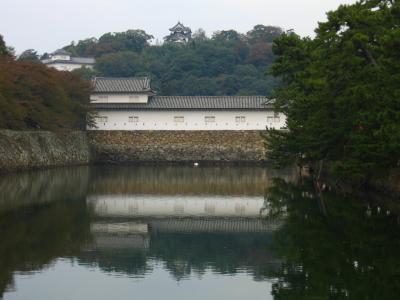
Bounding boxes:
1 0 358 54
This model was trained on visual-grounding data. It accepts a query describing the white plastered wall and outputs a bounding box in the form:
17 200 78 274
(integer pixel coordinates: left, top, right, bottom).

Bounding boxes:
89 110 286 131
47 63 93 71
90 94 149 103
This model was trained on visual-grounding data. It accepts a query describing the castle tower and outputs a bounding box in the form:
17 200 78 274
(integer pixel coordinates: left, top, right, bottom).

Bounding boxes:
164 22 192 43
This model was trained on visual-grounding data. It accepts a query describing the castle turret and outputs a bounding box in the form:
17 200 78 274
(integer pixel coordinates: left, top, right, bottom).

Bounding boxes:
164 22 192 43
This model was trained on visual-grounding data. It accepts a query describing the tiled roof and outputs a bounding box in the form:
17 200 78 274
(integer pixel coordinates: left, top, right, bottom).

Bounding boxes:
52 49 71 56
169 22 191 32
92 96 273 110
42 57 95 65
93 77 152 93
71 57 95 64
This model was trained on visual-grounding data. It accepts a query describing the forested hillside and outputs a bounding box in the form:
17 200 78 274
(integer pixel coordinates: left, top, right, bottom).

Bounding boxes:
0 35 91 130
63 25 283 95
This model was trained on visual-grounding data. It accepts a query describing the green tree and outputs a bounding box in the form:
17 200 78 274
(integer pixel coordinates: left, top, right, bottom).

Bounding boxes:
72 66 97 80
18 49 40 63
65 24 282 96
266 0 400 181
95 51 145 77
212 30 244 42
0 35 12 57
246 25 283 44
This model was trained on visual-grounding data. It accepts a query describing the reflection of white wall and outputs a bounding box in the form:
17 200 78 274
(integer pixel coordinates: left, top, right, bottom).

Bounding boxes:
91 222 148 234
92 234 150 249
87 195 268 218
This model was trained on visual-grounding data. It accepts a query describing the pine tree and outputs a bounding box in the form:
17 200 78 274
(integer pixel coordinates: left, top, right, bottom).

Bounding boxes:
267 0 400 181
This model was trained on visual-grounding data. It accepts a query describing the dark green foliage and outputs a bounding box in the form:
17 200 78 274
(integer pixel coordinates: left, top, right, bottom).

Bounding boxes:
267 0 400 181
64 30 153 57
71 66 98 80
96 51 145 77
0 35 12 57
265 179 400 300
65 25 283 96
18 49 40 63
0 35 7 56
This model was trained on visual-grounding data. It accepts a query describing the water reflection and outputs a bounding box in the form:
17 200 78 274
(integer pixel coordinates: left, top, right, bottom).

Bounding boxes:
1 165 399 299
81 166 288 282
1 165 295 299
264 179 400 299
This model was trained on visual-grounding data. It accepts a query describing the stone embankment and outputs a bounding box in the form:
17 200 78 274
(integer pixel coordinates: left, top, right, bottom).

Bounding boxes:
88 130 267 163
0 130 267 173
1 129 399 197
0 130 90 173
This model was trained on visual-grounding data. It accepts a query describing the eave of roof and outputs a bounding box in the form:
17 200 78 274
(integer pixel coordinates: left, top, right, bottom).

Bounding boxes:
42 60 95 65
92 96 274 110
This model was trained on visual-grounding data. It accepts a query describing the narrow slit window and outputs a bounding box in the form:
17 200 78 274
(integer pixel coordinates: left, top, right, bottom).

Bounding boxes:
235 116 246 123
129 116 139 123
97 116 108 123
205 116 215 123
174 116 185 123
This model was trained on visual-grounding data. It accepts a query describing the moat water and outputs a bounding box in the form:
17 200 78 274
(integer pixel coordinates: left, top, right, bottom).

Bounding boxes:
1 165 400 299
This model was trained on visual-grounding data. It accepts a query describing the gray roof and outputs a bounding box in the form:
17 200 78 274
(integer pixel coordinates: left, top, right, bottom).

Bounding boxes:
71 57 95 64
93 96 273 110
42 57 95 65
169 22 191 32
93 77 152 93
52 49 71 56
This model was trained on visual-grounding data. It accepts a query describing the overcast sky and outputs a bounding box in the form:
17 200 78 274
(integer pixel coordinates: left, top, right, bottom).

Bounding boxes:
1 0 357 54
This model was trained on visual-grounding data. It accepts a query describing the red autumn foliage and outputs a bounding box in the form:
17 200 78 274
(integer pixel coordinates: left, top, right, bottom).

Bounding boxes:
0 56 92 130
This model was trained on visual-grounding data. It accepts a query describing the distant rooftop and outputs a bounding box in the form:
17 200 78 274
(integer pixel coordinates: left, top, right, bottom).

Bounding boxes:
51 49 71 56
42 57 95 65
93 77 153 93
169 22 191 33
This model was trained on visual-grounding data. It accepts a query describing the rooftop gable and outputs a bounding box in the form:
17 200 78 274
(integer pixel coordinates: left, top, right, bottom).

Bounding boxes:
92 77 153 93
169 22 191 32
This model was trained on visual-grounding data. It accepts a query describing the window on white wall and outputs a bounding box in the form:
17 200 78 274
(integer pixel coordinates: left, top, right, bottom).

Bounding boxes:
174 116 184 123
129 116 139 123
96 116 108 123
205 116 215 123
267 116 274 123
235 116 246 123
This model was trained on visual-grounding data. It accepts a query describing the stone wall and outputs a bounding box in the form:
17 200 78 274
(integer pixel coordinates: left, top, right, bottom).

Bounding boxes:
88 131 267 163
0 130 90 173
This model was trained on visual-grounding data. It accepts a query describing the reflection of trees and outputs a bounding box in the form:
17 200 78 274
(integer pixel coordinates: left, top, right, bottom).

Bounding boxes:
79 249 152 278
150 233 279 281
78 232 280 282
0 198 92 297
0 166 89 212
265 179 400 299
